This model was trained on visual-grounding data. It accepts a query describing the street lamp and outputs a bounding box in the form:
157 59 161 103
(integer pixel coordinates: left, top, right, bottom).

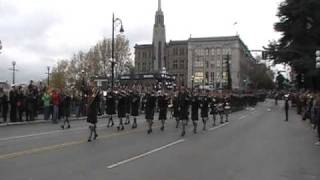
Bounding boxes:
160 67 167 90
316 50 320 69
191 75 195 93
46 66 50 86
111 13 124 91
8 61 18 84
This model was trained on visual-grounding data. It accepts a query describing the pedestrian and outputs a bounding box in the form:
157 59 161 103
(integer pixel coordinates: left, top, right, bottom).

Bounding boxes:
1 90 9 123
51 89 60 124
145 91 157 134
87 86 100 142
178 87 190 137
42 89 51 120
217 98 225 124
158 91 169 131
130 90 140 129
61 93 71 129
284 94 289 121
191 92 200 134
16 86 25 122
25 89 35 121
106 90 115 128
9 85 18 122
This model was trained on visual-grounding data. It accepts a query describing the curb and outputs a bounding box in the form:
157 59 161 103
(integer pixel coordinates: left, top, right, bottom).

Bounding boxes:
0 115 108 127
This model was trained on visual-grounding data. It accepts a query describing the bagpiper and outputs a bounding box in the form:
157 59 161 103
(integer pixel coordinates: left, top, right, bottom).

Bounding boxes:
106 90 115 127
124 90 132 125
178 87 190 137
130 90 140 129
145 90 157 134
117 91 126 131
191 91 200 134
172 92 180 128
200 90 210 131
158 91 169 131
87 84 100 142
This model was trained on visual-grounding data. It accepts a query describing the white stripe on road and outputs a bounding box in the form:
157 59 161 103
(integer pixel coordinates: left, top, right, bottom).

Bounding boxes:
0 124 109 142
239 115 247 120
107 139 185 169
209 122 230 131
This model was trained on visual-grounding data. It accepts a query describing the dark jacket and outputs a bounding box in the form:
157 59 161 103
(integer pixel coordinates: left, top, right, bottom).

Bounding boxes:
117 94 126 118
131 93 140 117
200 96 210 118
191 96 200 121
106 93 116 115
158 95 168 120
145 94 156 120
178 92 189 120
87 92 100 124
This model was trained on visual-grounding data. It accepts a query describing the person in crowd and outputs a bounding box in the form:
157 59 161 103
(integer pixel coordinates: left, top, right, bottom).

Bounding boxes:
87 84 100 142
106 90 115 128
51 89 60 124
42 89 51 120
1 89 9 123
16 86 25 122
9 85 17 122
25 88 35 121
217 97 225 124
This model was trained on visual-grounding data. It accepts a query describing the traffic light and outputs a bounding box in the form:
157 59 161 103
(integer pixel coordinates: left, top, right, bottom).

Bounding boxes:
262 51 268 60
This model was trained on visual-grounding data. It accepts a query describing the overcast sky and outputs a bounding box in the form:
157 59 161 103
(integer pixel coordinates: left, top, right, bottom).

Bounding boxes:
0 0 283 84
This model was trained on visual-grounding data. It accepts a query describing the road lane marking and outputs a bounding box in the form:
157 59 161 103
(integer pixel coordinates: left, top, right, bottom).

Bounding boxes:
239 115 247 120
0 126 155 160
209 122 230 131
0 124 109 142
107 139 185 169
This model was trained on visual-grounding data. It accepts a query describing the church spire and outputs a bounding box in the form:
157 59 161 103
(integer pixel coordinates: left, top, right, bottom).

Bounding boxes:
158 0 161 11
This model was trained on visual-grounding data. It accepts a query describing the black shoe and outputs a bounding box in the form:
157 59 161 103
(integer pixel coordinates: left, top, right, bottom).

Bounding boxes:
160 126 164 131
221 121 224 124
121 126 125 131
117 126 120 131
88 139 92 142
111 122 114 127
147 129 152 134
181 131 185 137
60 125 64 130
67 125 71 129
94 134 98 140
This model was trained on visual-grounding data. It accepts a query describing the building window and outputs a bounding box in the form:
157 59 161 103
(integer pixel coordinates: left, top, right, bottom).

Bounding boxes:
179 60 184 69
211 49 215 56
210 72 214 82
206 61 209 68
179 48 185 56
173 60 178 69
211 63 215 69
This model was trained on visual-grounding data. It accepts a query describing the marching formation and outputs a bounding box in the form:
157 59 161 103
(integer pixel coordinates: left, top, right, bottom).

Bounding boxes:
86 84 232 142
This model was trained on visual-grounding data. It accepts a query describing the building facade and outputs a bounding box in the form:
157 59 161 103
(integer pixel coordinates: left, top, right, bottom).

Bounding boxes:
134 0 255 90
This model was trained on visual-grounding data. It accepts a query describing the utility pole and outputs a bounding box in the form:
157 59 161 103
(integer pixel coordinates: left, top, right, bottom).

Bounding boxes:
46 66 50 86
8 61 18 84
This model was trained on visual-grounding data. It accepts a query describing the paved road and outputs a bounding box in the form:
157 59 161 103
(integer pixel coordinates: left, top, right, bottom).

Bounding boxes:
0 100 319 180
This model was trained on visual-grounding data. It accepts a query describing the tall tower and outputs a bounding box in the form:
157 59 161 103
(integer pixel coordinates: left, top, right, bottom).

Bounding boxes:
152 0 166 72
